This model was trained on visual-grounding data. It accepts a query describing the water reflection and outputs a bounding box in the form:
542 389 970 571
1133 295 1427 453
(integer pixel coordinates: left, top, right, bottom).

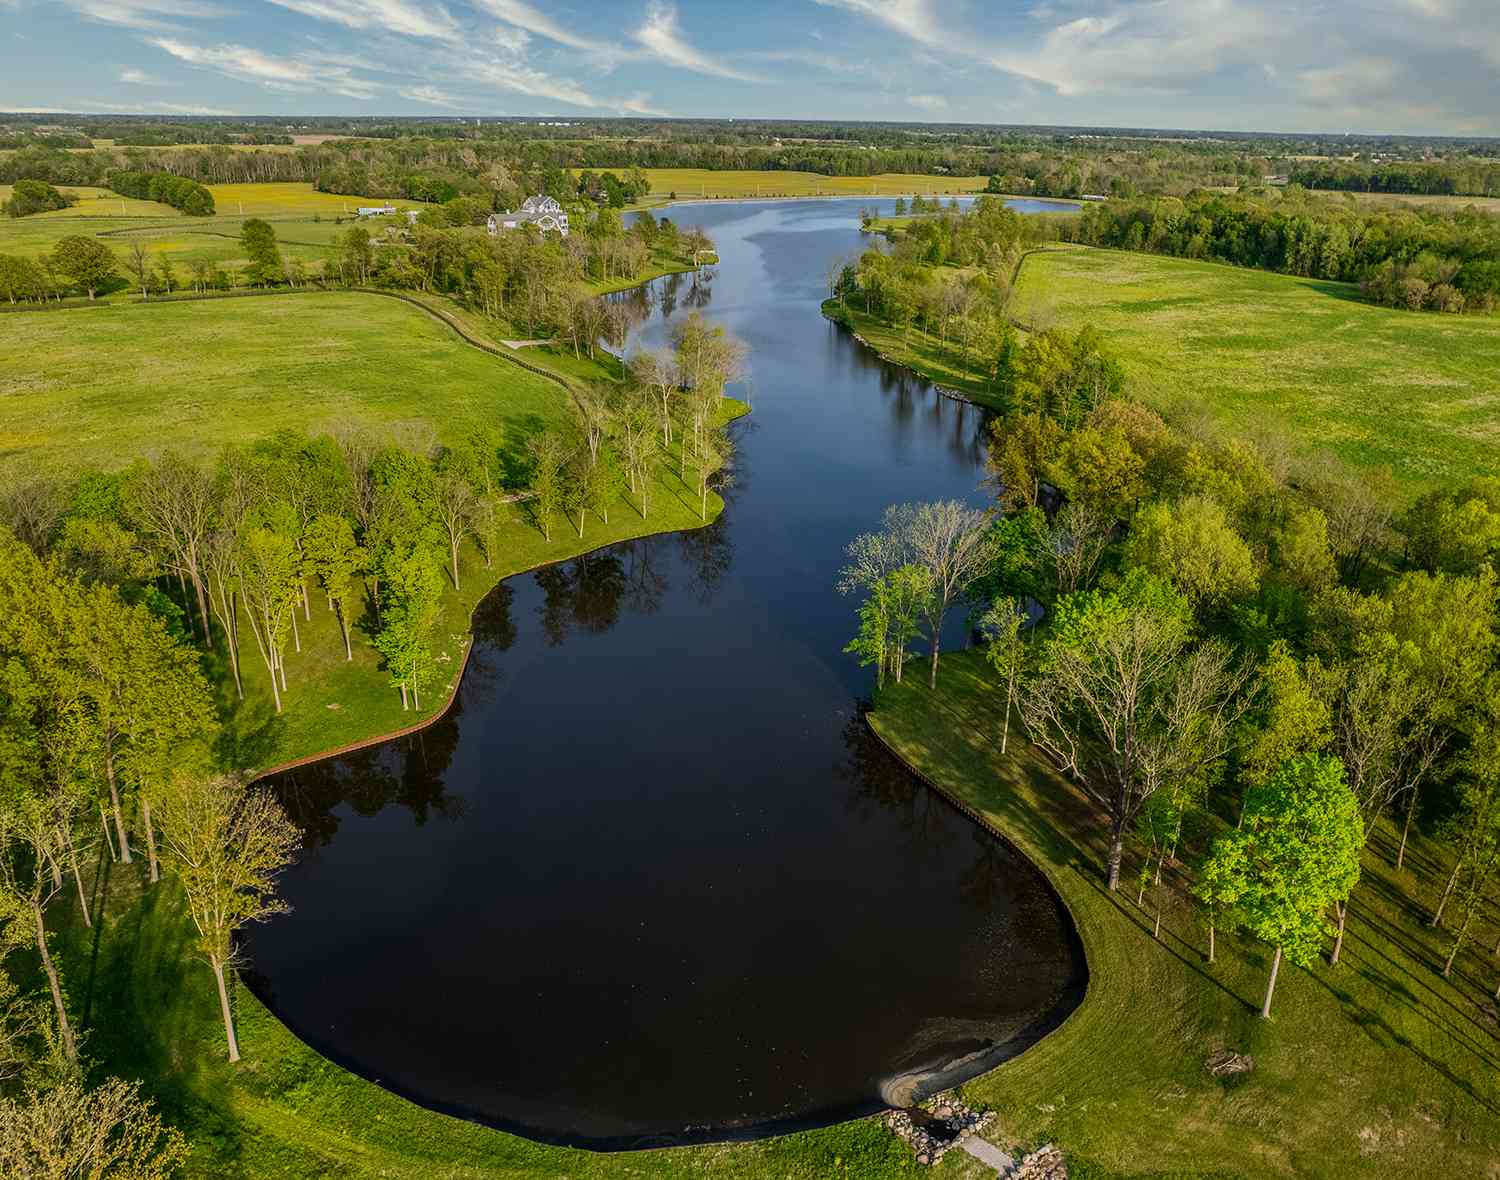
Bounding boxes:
249 197 1085 1148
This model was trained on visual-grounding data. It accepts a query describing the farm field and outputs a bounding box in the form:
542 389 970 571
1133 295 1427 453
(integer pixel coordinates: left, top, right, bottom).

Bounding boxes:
646 168 989 199
1338 190 1500 212
1012 245 1500 486
0 183 177 217
0 292 559 470
206 181 421 217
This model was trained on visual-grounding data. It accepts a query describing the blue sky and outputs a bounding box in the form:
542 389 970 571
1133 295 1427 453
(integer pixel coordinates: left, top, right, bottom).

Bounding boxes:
1 1 1496 135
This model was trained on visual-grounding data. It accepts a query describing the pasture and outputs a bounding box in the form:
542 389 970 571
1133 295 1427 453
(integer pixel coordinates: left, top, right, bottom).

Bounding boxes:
206 181 422 217
0 292 564 471
1012 245 1500 486
646 169 988 199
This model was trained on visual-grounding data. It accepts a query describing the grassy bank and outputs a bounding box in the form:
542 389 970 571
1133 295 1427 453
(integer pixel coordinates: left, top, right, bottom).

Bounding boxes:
869 650 1500 1179
822 298 1007 410
1011 245 1500 486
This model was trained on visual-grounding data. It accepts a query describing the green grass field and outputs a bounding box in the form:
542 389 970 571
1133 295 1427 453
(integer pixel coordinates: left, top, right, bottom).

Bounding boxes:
646 169 988 199
869 650 1500 1179
1012 246 1500 486
0 293 557 469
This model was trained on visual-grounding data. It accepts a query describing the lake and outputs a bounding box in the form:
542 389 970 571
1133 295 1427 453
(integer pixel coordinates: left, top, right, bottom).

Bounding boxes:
248 196 1087 1148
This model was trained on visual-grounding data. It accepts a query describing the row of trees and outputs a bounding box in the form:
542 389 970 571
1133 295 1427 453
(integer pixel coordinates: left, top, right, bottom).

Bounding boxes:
843 371 1500 1014
0 527 301 1173
105 169 216 217
1291 160 1500 199
1065 191 1500 312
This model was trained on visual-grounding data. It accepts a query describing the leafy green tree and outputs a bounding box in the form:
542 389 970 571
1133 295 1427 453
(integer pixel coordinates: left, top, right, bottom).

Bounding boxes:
2 179 70 218
1199 754 1363 1018
239 217 282 287
302 514 364 662
1021 570 1252 889
525 432 568 542
237 526 299 713
372 548 444 710
982 596 1026 753
845 563 934 689
1239 641 1333 789
1123 496 1258 610
49 235 117 300
157 774 299 1062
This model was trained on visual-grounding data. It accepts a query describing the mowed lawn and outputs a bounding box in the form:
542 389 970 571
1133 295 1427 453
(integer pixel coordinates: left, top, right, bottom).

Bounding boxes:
206 181 423 218
871 651 1500 1179
647 169 989 199
0 183 177 217
1013 245 1500 485
0 292 564 471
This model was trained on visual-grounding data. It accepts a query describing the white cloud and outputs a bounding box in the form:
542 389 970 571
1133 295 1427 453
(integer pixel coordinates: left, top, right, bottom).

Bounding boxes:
909 93 947 112
61 0 225 29
399 83 459 107
472 0 610 52
119 66 165 84
812 0 938 47
152 37 381 98
616 91 673 117
264 0 460 41
744 48 865 73
446 51 597 107
634 2 763 82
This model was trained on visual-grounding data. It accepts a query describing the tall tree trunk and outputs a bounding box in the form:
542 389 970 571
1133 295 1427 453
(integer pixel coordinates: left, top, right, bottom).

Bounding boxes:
190 568 213 650
1396 786 1418 870
62 826 91 928
1001 692 1011 755
451 541 461 590
1443 909 1473 979
141 797 160 884
212 960 240 1063
105 748 131 864
338 608 352 661
33 902 77 1064
289 605 301 653
1431 858 1462 928
1261 945 1283 1019
100 804 117 862
1105 813 1125 891
1207 922 1216 964
1330 901 1348 965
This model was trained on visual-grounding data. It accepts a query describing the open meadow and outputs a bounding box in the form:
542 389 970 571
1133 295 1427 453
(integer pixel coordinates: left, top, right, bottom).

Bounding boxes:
645 168 989 199
1012 245 1500 486
0 292 560 470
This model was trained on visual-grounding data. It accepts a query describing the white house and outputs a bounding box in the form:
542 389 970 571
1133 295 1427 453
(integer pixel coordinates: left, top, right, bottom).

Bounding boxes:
486 195 569 238
356 204 397 217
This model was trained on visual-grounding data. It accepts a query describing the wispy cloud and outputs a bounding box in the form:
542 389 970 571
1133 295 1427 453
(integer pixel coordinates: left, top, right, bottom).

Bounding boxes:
151 37 381 98
472 0 611 53
61 0 225 30
264 0 460 42
399 83 460 107
119 66 165 84
634 2 763 82
445 49 598 108
908 93 947 112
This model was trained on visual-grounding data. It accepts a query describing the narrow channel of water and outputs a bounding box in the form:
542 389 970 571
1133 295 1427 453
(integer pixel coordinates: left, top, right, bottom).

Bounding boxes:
248 196 1087 1148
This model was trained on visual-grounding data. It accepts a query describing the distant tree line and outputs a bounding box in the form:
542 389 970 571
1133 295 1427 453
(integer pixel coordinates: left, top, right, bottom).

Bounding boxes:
1291 160 1500 199
1066 191 1500 313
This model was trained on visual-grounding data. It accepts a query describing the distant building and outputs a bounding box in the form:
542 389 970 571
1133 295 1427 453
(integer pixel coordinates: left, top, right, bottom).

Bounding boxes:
356 205 397 217
1079 194 1109 202
486 195 569 237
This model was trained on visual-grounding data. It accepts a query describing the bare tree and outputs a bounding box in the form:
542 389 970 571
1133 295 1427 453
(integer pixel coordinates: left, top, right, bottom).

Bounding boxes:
156 774 300 1063
1049 498 1114 595
126 453 216 649
1020 580 1252 890
0 474 66 554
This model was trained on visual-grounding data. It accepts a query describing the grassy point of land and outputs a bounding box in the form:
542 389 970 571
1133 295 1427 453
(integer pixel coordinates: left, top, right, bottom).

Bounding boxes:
868 650 1500 1179
822 298 1006 410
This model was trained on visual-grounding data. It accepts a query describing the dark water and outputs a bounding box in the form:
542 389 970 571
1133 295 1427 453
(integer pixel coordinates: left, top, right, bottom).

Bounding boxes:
248 197 1087 1148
